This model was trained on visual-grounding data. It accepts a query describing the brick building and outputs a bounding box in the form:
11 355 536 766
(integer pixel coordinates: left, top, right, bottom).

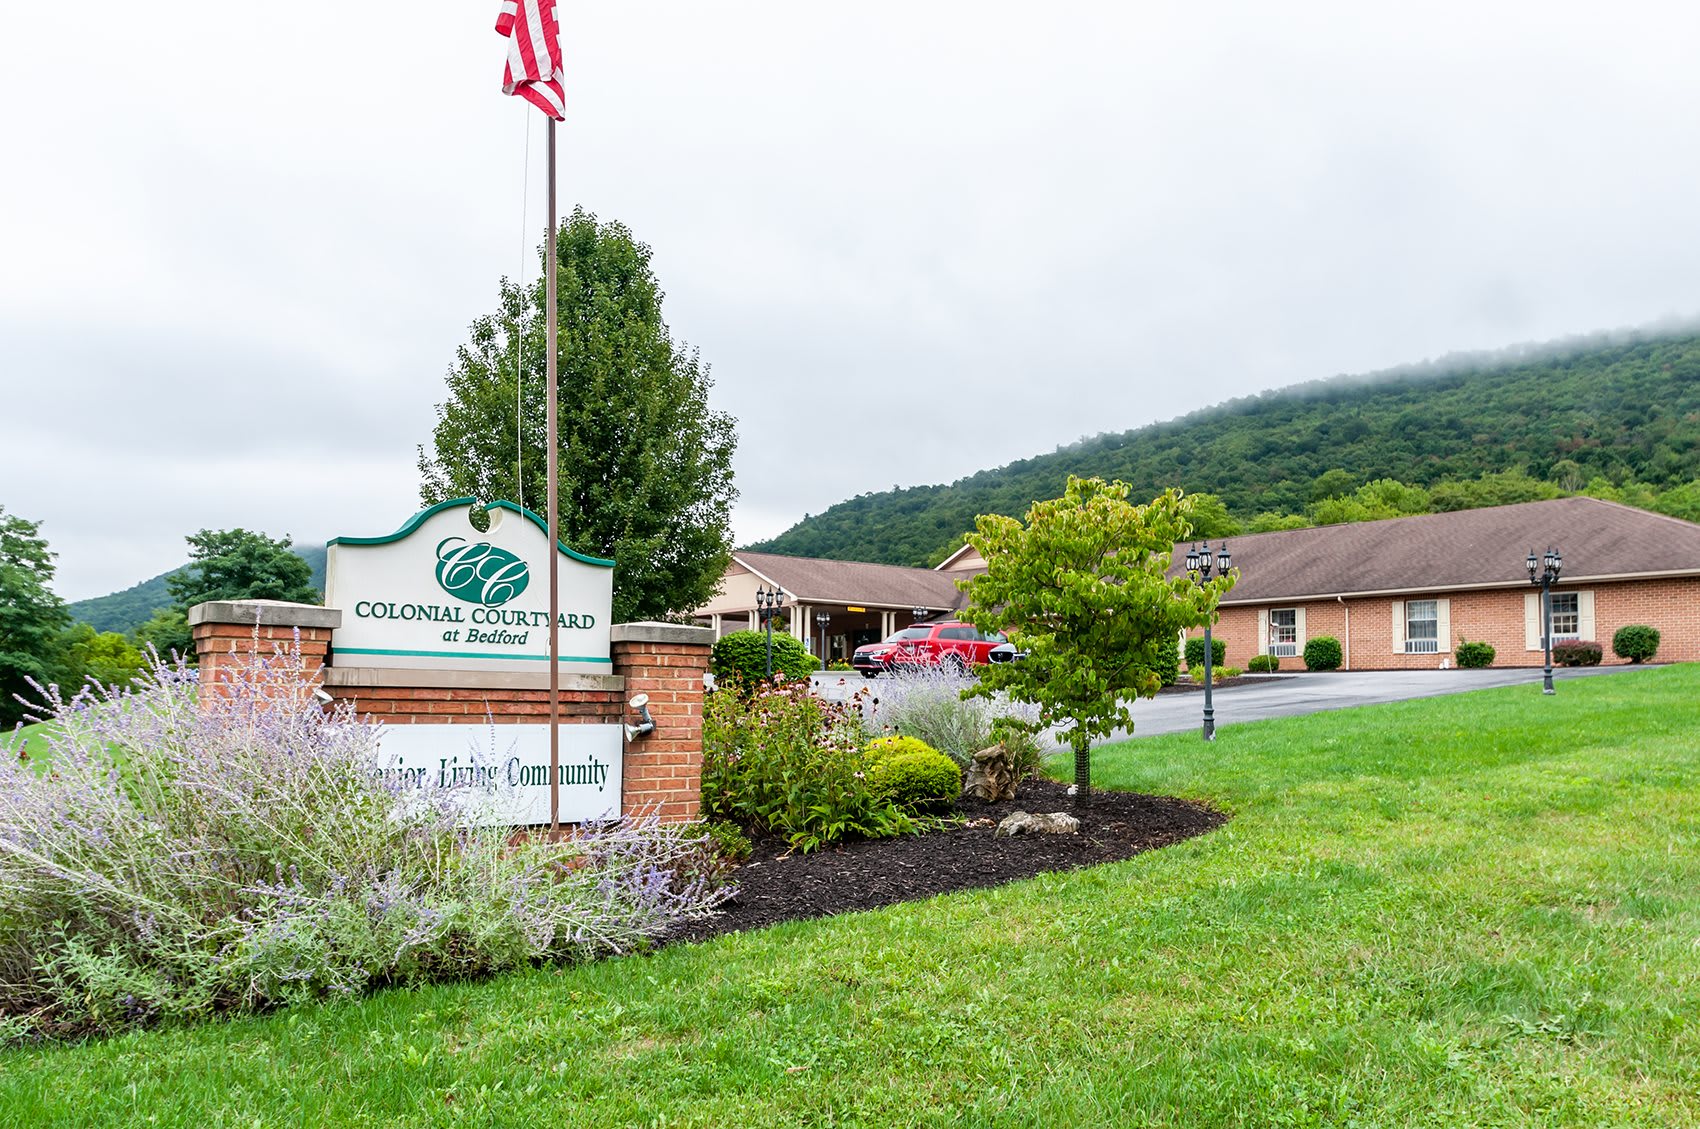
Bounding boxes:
1178 497 1700 669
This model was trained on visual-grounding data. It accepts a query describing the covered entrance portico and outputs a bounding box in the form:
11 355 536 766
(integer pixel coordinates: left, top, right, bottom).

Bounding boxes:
693 551 974 661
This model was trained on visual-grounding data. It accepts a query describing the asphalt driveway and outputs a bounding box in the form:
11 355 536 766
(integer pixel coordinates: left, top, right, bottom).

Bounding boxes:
812 663 1655 745
1092 664 1651 741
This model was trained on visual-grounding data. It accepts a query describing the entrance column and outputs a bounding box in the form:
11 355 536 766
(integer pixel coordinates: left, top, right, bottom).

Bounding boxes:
881 610 895 637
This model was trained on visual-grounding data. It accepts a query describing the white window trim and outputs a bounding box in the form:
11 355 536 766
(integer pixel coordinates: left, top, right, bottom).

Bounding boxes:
1267 606 1302 658
1525 589 1594 650
1393 597 1450 655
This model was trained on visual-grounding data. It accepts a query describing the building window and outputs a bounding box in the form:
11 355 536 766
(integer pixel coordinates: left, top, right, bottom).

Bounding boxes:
1405 600 1439 653
1269 608 1298 657
1549 592 1580 638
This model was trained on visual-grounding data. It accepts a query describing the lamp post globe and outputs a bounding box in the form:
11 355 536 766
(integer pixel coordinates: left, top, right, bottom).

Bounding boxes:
755 585 785 679
1528 547 1561 695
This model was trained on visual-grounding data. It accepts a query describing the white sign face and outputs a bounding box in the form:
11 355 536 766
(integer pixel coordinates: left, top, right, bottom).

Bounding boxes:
327 500 614 673
372 723 623 825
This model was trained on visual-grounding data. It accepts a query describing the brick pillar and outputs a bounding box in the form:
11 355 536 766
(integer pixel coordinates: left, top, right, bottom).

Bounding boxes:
611 621 713 823
188 600 342 704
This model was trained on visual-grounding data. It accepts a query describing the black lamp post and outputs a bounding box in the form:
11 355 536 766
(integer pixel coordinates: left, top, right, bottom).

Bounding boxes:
1185 540 1231 741
911 606 928 623
1527 546 1562 695
815 611 832 665
755 585 786 678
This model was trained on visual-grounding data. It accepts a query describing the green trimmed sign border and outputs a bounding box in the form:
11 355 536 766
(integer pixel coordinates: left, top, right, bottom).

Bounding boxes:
329 497 615 568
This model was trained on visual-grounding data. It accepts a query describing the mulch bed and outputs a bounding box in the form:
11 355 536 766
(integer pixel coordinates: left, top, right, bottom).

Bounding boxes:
1156 674 1279 695
668 779 1227 945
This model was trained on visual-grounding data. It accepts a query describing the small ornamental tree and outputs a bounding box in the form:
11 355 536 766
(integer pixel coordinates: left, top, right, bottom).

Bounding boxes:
956 479 1233 805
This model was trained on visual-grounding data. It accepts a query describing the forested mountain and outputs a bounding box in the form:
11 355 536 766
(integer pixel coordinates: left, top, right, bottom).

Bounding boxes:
748 331 1700 566
69 545 328 635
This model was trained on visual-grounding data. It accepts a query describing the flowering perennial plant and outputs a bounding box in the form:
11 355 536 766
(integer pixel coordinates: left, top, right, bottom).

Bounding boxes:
701 678 911 852
0 641 729 1040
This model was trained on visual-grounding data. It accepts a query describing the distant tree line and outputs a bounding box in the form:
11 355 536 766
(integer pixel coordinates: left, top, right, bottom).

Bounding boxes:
748 333 1700 566
0 515 316 727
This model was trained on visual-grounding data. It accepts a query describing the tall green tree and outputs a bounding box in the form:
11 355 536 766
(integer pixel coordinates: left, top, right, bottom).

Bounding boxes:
167 529 318 613
0 507 70 726
418 208 737 623
957 479 1233 804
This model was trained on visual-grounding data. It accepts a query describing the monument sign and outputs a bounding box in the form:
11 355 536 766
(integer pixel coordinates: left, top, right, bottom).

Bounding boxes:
327 498 614 673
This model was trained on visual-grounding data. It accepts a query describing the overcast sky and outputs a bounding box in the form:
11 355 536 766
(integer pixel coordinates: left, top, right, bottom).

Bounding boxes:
6 2 1700 601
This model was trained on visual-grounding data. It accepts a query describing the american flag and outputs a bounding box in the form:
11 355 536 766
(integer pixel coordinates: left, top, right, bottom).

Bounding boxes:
496 1 565 120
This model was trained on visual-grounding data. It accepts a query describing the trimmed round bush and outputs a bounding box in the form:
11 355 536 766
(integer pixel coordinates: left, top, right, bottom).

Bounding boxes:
864 734 940 765
1552 640 1603 667
870 749 962 811
711 629 821 685
1303 635 1343 671
1247 654 1280 673
1184 636 1227 672
1612 624 1660 664
1454 639 1496 669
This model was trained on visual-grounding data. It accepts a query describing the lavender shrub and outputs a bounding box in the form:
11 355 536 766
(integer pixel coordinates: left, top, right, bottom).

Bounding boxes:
868 666 1045 775
0 641 729 1040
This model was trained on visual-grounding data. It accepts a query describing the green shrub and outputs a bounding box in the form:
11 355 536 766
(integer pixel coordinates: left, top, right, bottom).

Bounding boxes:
870 750 962 812
1247 654 1280 673
1612 624 1660 663
1303 636 1343 671
1552 640 1603 666
827 660 855 672
703 820 752 863
994 729 1047 779
1454 639 1496 668
701 680 909 852
1148 631 1181 687
864 735 940 765
1217 666 1242 681
711 630 821 686
1184 636 1227 671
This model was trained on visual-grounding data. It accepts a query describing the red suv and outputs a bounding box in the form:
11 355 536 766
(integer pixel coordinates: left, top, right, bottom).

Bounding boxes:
879 622 1008 676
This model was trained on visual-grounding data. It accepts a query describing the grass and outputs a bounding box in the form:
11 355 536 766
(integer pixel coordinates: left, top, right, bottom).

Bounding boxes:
4 666 1698 1126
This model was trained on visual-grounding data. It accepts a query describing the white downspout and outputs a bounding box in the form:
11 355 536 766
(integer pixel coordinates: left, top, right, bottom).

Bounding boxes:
1337 595 1350 670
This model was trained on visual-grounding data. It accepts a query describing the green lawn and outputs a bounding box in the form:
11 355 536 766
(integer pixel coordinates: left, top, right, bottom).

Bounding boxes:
4 667 1698 1127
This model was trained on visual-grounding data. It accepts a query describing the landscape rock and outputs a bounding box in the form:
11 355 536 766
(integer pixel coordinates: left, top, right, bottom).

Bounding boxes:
995 810 1081 837
963 744 1018 802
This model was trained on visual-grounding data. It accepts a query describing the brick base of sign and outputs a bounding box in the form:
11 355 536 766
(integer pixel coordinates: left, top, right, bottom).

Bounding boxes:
188 602 711 826
189 600 340 702
611 623 713 825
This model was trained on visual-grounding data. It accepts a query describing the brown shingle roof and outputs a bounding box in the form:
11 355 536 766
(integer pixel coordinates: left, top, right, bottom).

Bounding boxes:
733 551 968 610
1174 497 1700 604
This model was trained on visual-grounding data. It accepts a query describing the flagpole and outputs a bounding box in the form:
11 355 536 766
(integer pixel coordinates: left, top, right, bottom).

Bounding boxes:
545 117 561 835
